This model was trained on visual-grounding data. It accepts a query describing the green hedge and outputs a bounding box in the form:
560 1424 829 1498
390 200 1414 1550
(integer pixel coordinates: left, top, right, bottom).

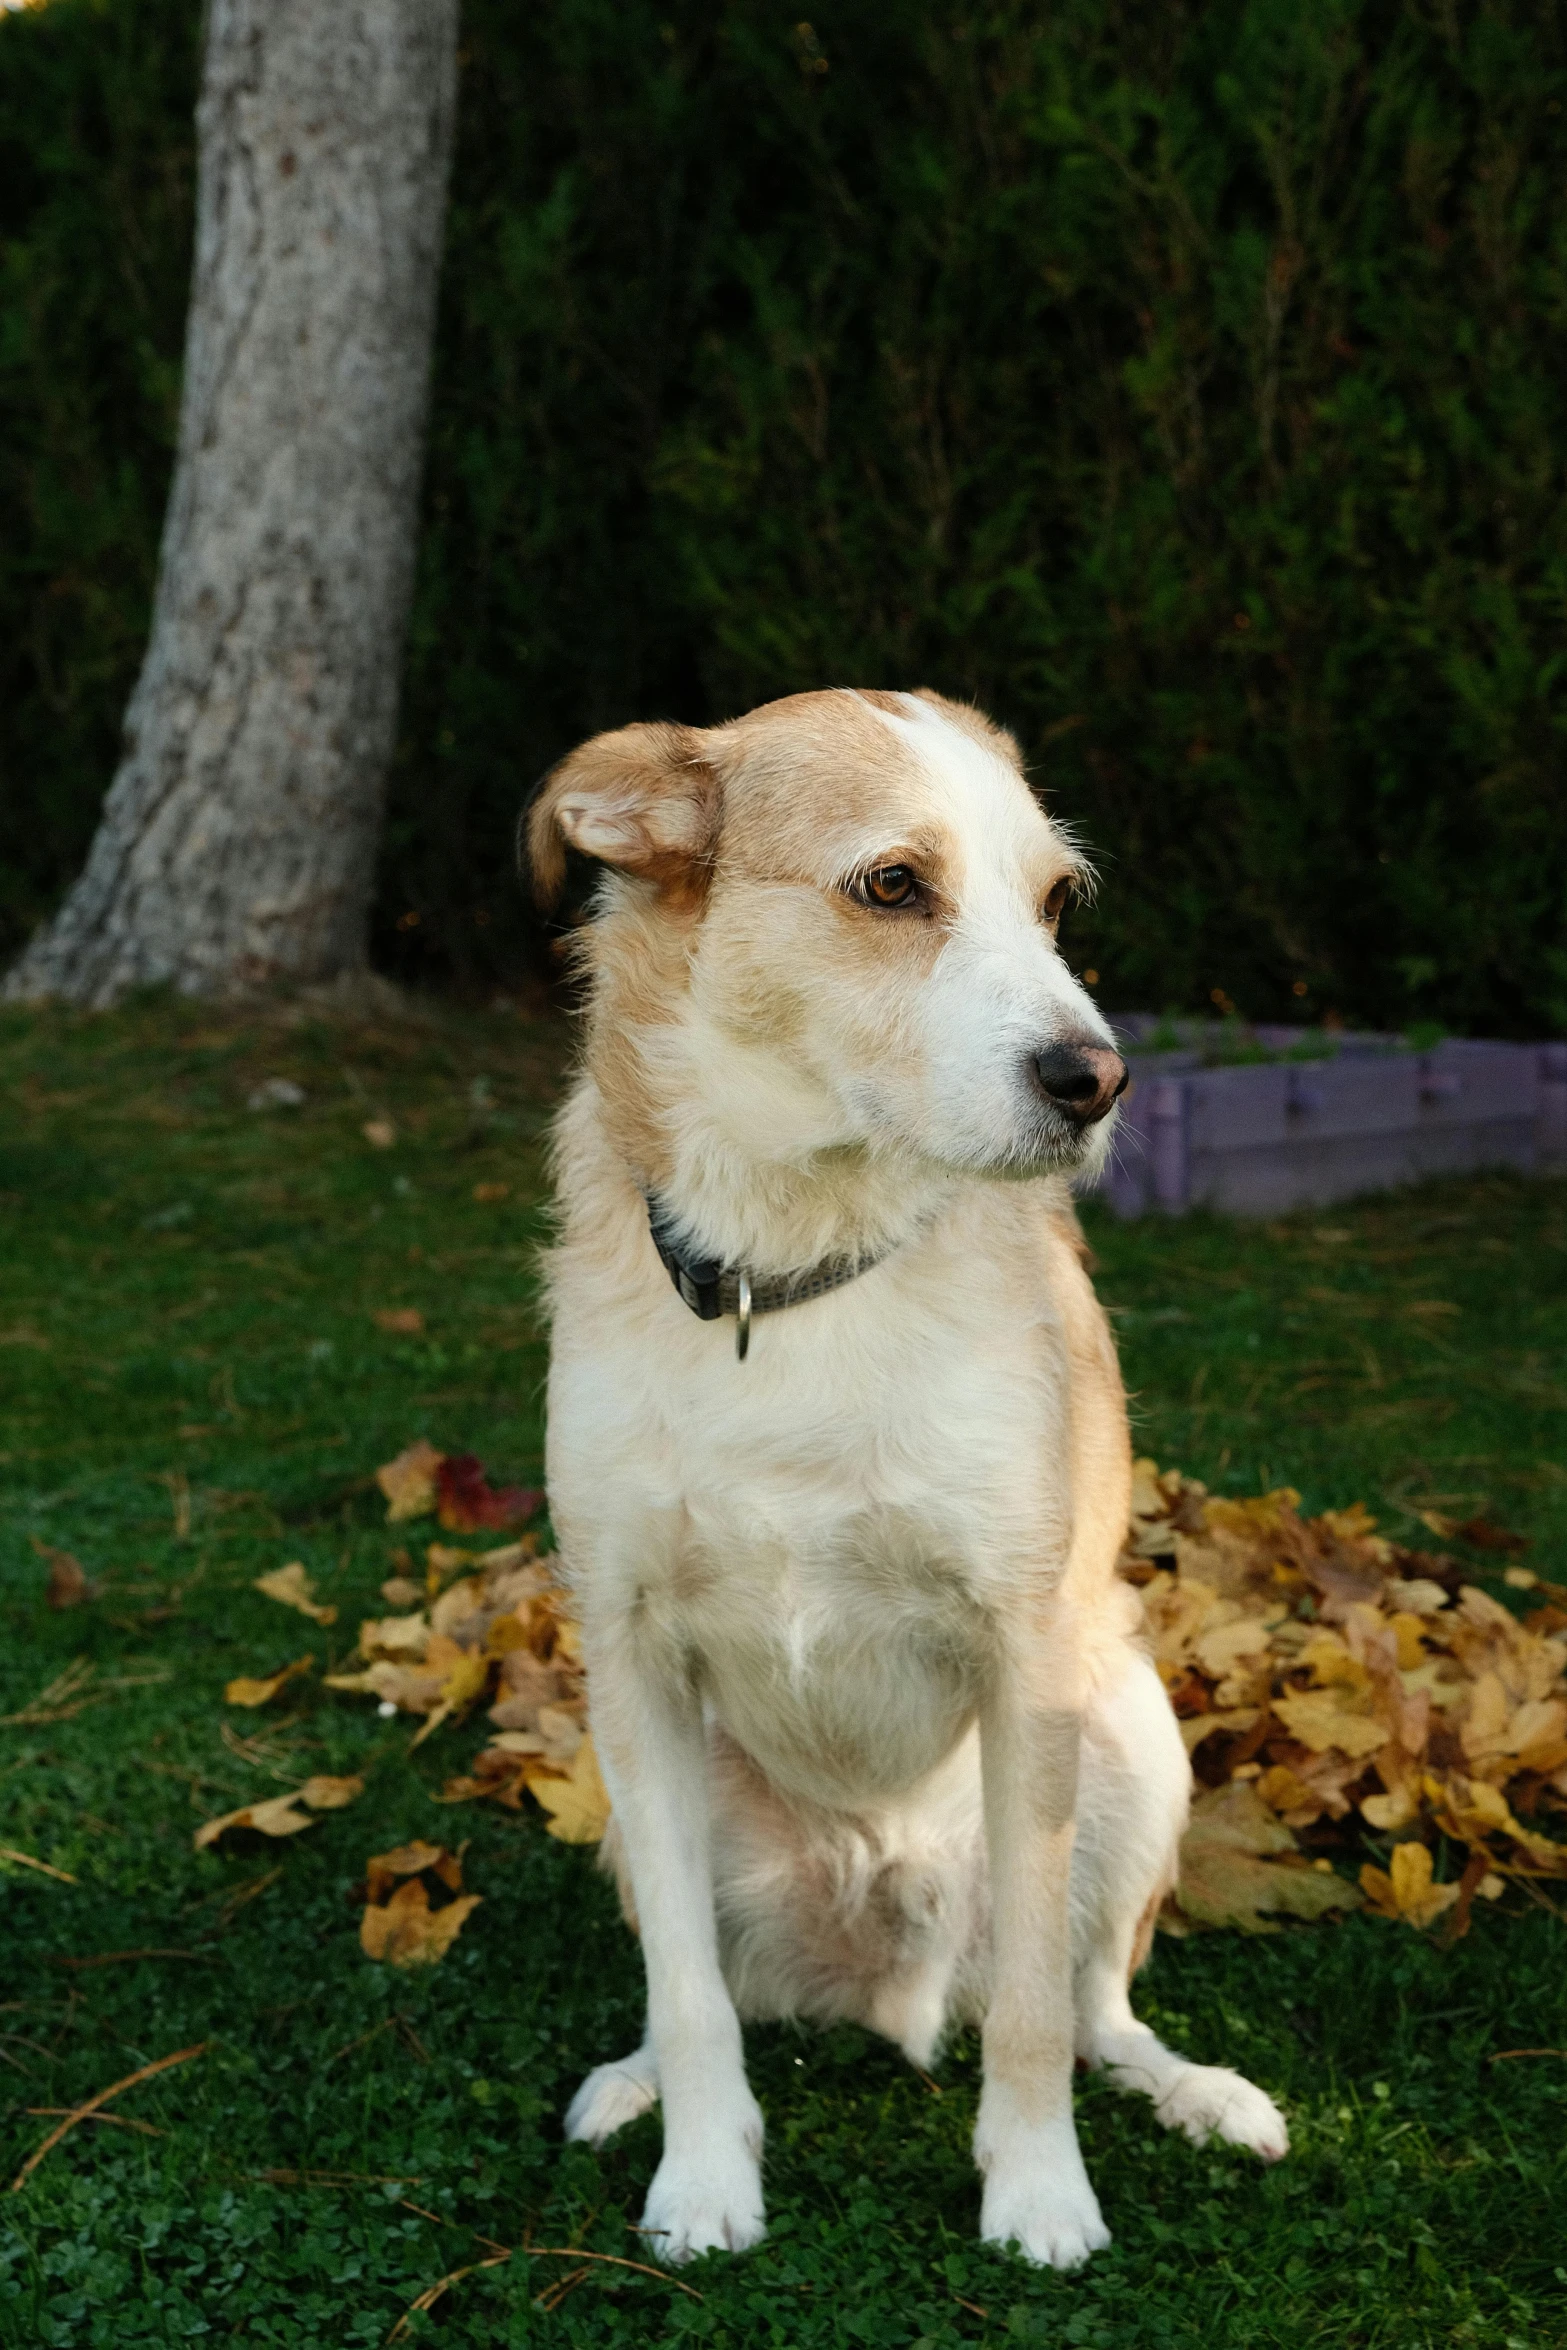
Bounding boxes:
4 0 1566 1032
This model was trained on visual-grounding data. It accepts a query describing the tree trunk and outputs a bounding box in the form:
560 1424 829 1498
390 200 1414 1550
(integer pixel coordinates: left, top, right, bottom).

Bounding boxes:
5 0 457 1007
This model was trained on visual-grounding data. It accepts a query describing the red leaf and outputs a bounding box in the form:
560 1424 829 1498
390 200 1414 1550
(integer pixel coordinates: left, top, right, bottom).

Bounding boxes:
434 1454 541 1533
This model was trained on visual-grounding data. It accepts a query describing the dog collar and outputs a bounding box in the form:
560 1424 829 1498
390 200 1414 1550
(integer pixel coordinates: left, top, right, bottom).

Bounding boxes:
646 1195 895 1362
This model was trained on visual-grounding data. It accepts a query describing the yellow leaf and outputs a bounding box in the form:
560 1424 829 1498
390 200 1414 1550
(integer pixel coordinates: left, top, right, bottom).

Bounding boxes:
1359 1842 1460 1929
194 1792 315 1849
1180 1708 1260 1755
375 1440 444 1523
1360 1785 1419 1831
1193 1617 1272 1679
355 1611 430 1662
297 1774 364 1811
254 1562 337 1626
527 1735 611 1845
1273 1687 1390 1759
224 1655 315 1708
484 1611 531 1657
407 1650 492 1750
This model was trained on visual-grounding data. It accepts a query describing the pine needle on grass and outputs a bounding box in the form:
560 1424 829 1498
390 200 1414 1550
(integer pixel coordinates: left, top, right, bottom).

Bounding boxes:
8 2042 207 2192
0 1846 76 1884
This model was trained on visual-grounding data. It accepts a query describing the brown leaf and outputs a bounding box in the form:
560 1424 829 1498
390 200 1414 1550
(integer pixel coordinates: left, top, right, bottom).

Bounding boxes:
1172 1783 1364 1933
374 1308 425 1337
360 1878 482 1968
472 1182 509 1203
1453 1516 1529 1555
363 1119 397 1149
364 1840 458 1901
32 1538 92 1611
375 1440 445 1522
254 1562 337 1625
193 1773 364 1849
360 1842 480 1967
224 1655 315 1708
297 1774 364 1811
194 1793 316 1850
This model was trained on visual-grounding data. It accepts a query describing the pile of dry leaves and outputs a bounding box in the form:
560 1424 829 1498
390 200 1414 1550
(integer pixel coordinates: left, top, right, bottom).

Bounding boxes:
1124 1460 1567 1935
327 1445 608 1847
170 1436 1566 1964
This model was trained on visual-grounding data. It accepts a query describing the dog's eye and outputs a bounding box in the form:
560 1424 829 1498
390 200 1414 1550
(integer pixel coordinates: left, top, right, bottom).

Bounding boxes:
858 865 918 909
1042 878 1073 925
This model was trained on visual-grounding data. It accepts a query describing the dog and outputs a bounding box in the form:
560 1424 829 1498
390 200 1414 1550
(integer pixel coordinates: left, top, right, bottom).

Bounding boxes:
527 688 1287 2269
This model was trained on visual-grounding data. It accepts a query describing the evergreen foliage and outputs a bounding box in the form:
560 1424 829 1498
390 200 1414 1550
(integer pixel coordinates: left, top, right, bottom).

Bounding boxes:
4 0 1566 1030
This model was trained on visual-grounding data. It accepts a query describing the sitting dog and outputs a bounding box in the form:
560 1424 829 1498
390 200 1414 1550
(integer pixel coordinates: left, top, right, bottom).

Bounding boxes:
528 689 1287 2269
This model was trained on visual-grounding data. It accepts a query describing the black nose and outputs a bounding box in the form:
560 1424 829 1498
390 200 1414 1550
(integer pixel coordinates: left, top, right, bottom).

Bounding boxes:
1032 1042 1129 1126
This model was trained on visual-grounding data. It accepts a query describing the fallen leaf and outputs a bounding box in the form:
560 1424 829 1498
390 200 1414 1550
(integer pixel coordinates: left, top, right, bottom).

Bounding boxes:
435 1453 541 1533
380 1576 422 1607
364 1840 460 1899
360 1842 481 1967
360 1878 482 1967
254 1562 337 1626
193 1774 363 1849
363 1118 397 1148
32 1538 92 1610
376 1440 445 1522
1452 1516 1529 1555
1272 1687 1390 1760
526 1736 612 1845
224 1655 315 1708
374 1308 425 1337
472 1182 509 1203
194 1793 316 1850
1171 1783 1364 1933
296 1774 364 1811
1359 1842 1462 1929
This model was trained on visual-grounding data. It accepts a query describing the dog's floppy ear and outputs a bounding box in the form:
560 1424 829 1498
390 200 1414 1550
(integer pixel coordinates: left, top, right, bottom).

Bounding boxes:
525 723 719 909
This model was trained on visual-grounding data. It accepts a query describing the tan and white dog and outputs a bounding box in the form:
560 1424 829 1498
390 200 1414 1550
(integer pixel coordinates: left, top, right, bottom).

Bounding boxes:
528 689 1286 2270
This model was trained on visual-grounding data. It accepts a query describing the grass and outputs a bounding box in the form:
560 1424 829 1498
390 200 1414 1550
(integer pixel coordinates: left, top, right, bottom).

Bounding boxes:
0 990 1564 2350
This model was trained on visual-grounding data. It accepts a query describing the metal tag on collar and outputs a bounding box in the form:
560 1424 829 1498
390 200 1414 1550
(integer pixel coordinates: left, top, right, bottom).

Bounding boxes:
735 1269 752 1362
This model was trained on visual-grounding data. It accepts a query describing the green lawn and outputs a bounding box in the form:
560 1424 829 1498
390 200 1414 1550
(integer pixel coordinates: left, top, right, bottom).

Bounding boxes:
1 993 1564 2350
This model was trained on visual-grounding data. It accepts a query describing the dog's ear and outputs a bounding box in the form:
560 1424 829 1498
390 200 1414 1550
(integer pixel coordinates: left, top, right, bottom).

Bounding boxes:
524 723 719 909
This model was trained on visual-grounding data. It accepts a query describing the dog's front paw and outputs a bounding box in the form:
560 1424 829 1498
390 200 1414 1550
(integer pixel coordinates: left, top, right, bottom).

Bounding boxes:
565 2049 659 2147
975 2101 1110 2271
1154 2064 1289 2162
640 2142 766 2264
980 2164 1111 2270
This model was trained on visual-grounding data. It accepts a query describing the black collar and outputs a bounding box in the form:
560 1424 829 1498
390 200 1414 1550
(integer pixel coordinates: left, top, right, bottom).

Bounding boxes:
646 1195 895 1360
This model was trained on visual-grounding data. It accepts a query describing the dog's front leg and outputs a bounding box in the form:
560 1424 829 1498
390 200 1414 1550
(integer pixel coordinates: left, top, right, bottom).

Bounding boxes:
974 1628 1109 2269
587 1616 765 2264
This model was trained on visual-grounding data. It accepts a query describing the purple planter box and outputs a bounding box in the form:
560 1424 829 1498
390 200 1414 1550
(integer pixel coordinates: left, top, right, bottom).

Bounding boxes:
1091 1022 1567 1220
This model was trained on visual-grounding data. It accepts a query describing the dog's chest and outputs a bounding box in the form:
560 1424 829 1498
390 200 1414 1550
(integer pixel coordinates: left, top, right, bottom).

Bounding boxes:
633 1280 1069 1802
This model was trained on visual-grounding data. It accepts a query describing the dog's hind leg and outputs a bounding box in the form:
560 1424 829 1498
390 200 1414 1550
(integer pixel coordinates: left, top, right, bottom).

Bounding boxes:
1071 1647 1288 2161
566 2037 660 2145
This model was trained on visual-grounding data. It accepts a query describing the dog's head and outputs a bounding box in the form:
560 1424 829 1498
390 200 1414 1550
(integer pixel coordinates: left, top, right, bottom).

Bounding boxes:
527 689 1124 1183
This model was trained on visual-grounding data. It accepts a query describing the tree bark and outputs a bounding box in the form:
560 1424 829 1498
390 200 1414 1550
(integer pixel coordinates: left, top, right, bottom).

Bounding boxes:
5 0 457 1007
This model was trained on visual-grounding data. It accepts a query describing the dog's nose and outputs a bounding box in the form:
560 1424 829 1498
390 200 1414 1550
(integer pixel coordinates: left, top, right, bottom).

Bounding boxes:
1032 1042 1129 1126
